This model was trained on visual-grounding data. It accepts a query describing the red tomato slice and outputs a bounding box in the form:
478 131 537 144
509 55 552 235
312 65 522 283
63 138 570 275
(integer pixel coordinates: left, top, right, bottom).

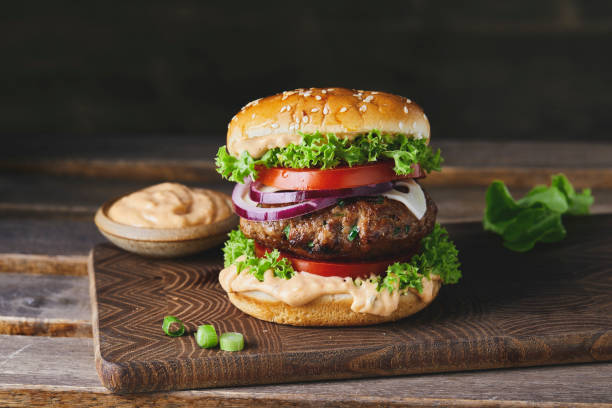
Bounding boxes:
254 243 414 279
255 161 424 191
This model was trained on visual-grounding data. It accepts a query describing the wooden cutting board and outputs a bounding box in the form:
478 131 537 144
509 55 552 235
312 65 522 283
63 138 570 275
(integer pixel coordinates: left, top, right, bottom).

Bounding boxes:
89 215 612 393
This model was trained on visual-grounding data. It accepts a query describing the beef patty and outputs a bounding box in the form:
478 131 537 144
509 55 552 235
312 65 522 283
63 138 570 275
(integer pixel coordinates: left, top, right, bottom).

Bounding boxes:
240 187 437 261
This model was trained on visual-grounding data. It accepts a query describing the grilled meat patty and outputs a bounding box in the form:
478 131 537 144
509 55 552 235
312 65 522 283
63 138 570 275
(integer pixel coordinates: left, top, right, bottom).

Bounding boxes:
240 187 437 261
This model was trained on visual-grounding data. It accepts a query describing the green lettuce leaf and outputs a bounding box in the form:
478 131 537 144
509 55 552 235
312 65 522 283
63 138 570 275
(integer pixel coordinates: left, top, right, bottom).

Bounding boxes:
222 224 461 291
215 130 443 183
222 229 293 281
483 174 593 252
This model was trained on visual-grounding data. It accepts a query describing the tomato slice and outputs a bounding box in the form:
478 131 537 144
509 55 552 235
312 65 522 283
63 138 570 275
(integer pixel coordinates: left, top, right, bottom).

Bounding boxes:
254 242 413 279
255 161 423 191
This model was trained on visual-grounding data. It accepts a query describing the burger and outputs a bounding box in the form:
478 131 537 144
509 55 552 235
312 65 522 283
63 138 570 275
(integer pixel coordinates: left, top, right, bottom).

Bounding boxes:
215 87 460 326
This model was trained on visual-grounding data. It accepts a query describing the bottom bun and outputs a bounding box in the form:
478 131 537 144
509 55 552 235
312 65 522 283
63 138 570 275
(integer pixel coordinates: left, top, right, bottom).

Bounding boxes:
227 283 441 326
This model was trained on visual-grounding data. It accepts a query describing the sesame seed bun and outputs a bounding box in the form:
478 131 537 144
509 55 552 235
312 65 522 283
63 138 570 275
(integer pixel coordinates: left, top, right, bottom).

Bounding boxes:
226 283 441 326
227 88 430 158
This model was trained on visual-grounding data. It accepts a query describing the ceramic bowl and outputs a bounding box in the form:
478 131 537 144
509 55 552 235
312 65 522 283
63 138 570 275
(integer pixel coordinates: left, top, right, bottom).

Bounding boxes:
94 194 238 258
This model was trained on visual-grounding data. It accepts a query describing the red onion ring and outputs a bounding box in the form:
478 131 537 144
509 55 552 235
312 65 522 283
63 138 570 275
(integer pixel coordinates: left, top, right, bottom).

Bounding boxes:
249 181 394 204
232 180 338 221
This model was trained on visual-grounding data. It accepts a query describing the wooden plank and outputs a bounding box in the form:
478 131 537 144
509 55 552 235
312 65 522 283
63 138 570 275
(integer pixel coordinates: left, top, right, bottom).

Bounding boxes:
424 167 612 189
3 140 611 186
89 216 612 393
0 273 91 337
0 172 234 214
0 254 88 276
0 336 611 406
2 185 611 275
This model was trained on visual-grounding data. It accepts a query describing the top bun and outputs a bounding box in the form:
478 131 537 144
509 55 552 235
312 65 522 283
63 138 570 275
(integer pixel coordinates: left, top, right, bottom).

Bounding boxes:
227 87 430 158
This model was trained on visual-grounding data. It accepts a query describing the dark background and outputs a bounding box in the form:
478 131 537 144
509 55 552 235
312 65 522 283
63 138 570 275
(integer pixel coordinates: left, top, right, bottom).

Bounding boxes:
2 0 612 150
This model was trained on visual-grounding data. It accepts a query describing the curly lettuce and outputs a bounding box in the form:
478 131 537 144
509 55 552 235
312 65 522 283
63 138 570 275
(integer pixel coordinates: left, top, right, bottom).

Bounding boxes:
222 230 293 281
222 224 461 292
216 130 443 183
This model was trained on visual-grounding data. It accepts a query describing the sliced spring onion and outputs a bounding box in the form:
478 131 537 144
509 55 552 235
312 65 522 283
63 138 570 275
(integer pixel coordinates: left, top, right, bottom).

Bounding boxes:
195 324 218 348
220 332 244 351
347 225 359 241
162 315 185 337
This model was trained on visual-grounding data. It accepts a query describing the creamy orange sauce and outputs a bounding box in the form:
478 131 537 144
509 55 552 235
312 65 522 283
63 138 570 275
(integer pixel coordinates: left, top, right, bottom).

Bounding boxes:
108 182 232 228
219 257 439 316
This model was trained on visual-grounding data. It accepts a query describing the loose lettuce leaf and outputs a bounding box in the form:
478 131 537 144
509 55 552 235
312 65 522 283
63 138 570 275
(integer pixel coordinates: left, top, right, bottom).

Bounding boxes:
483 174 593 252
215 130 443 183
222 224 461 291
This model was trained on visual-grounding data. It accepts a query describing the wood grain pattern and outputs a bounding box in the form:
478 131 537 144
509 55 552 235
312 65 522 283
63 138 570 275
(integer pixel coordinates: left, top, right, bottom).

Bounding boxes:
3 387 610 408
2 335 612 406
0 254 88 276
0 273 91 337
89 215 612 393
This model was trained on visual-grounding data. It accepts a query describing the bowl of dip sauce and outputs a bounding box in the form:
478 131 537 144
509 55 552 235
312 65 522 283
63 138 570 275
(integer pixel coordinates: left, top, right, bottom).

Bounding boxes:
95 182 238 258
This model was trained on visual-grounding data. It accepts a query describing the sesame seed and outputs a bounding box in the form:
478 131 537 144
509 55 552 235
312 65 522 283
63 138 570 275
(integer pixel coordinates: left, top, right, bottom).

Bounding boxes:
227 123 230 129
327 88 335 91
423 113 428 120
321 89 327 94
303 91 312 97
359 105 367 112
271 123 279 129
302 115 309 123
406 98 412 104
286 105 292 111
364 95 374 103
403 106 409 114
252 113 256 119
280 106 285 113
232 115 238 121
315 95 321 100
247 98 261 107
282 91 296 100
339 107 348 113
353 93 363 99
323 106 330 114
371 91 379 94
311 107 319 112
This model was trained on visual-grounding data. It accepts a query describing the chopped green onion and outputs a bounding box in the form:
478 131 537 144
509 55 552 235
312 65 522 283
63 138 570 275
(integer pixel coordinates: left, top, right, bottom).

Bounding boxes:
308 241 315 248
283 225 290 240
220 332 244 351
337 199 345 207
405 225 411 233
162 315 185 337
195 324 218 348
347 225 359 241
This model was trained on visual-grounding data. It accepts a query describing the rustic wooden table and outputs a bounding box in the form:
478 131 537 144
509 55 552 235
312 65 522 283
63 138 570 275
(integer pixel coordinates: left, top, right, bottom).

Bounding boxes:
1 137 611 407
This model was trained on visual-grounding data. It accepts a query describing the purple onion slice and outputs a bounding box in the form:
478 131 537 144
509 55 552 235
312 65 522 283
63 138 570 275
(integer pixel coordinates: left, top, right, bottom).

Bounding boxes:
232 181 338 221
249 181 394 204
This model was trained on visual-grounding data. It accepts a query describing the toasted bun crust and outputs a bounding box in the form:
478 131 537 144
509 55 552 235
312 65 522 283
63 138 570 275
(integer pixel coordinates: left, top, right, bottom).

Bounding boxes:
227 283 441 326
227 87 430 158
